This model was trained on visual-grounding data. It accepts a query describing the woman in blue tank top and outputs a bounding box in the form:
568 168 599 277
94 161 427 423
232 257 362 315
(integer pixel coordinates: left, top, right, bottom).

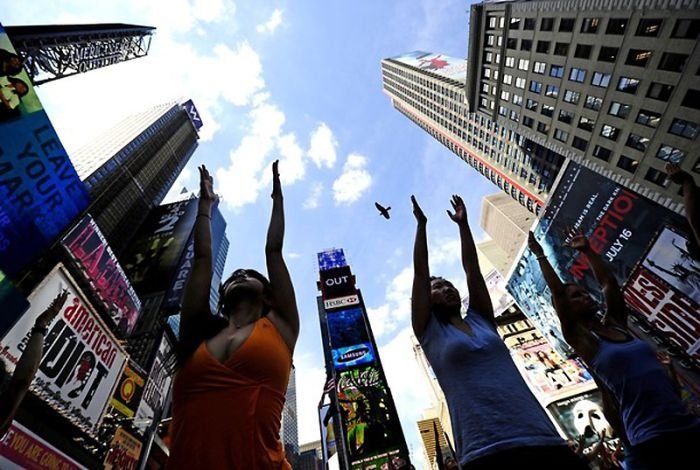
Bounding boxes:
528 230 700 470
410 195 588 470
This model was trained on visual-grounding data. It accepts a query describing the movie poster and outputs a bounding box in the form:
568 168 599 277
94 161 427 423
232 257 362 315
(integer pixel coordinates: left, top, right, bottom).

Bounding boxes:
134 334 173 434
327 307 376 371
0 421 86 469
109 362 146 418
547 391 612 449
104 427 142 470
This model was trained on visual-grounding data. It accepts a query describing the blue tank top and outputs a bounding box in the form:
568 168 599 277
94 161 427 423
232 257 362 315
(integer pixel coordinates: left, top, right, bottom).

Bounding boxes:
419 309 564 466
588 328 700 446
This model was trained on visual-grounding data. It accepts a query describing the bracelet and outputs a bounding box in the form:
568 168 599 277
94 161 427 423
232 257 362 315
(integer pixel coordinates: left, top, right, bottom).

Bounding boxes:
32 324 48 336
536 254 547 260
197 213 211 219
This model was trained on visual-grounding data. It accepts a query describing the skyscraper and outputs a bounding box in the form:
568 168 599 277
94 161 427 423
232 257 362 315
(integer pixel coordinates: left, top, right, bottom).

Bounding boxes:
382 52 563 214
466 0 700 212
281 366 299 459
417 415 451 470
71 100 203 256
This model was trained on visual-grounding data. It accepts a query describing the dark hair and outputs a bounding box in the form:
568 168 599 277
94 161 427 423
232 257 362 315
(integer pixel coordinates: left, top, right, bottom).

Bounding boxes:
7 77 29 97
218 269 272 317
1 51 23 76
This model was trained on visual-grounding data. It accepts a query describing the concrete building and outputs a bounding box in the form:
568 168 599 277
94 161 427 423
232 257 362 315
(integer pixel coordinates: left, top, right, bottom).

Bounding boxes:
476 238 511 278
417 414 451 470
281 366 299 458
466 0 700 212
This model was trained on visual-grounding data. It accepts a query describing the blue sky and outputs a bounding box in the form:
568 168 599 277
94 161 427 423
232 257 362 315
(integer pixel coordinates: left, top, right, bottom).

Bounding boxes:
4 0 498 466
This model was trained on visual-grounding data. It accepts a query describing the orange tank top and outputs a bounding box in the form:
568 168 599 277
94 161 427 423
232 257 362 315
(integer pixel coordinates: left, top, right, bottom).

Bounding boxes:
167 317 293 469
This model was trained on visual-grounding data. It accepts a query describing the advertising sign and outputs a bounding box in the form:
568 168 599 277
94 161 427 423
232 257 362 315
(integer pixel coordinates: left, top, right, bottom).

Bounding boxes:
507 161 690 357
0 24 90 276
319 403 337 464
327 307 375 371
320 266 359 310
109 363 146 418
0 421 86 470
182 100 203 131
0 264 127 432
63 215 141 334
123 199 198 295
0 269 28 338
134 334 173 434
104 427 142 470
335 365 405 466
318 248 348 271
392 51 467 83
547 391 613 449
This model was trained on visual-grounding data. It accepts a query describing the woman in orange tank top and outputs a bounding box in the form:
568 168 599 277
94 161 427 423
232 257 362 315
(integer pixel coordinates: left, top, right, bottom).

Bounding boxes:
167 161 299 469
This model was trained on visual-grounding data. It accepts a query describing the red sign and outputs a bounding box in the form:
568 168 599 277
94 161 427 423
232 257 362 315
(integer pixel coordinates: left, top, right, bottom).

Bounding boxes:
0 422 85 469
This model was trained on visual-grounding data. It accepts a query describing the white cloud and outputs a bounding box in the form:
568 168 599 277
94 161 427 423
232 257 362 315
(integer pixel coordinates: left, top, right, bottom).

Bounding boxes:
367 267 412 339
307 123 338 168
162 167 195 204
332 153 372 205
277 133 305 185
256 8 284 34
295 352 327 444
303 182 324 210
286 252 301 259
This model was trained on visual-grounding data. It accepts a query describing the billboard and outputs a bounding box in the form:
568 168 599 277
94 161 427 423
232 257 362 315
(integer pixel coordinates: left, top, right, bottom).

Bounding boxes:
0 24 90 276
0 269 28 337
507 161 691 357
123 199 198 295
0 264 127 433
182 100 203 131
547 391 613 449
327 307 375 371
109 362 146 418
134 334 173 434
320 266 359 310
318 248 348 271
62 215 141 334
104 426 142 470
392 51 467 83
0 421 86 470
319 403 337 464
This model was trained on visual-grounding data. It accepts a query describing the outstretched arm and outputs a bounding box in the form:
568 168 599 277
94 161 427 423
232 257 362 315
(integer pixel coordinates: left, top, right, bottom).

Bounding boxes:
1 291 68 436
566 231 626 325
180 166 217 341
411 195 431 338
528 232 573 329
666 163 700 247
266 161 300 351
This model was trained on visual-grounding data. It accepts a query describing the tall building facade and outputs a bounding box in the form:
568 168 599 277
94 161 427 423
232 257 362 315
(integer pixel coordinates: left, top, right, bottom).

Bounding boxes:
281 366 299 459
466 0 700 212
479 192 535 275
382 52 565 214
72 100 202 255
417 415 451 470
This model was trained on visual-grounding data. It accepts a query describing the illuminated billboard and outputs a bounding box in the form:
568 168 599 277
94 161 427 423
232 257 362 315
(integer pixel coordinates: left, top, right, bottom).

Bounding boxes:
507 161 691 358
547 391 612 450
320 266 359 310
63 215 141 334
0 264 127 433
134 333 173 434
110 362 146 418
104 426 142 470
318 248 348 271
0 269 28 337
392 51 467 83
327 307 375 370
0 24 90 276
0 421 86 469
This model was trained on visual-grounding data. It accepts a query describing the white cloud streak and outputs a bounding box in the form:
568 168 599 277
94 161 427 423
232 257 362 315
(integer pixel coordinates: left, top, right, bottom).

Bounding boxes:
332 153 372 205
308 123 338 168
256 8 284 34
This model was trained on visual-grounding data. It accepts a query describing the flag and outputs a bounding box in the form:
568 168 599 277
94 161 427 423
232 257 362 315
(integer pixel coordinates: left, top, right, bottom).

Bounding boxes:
323 375 335 395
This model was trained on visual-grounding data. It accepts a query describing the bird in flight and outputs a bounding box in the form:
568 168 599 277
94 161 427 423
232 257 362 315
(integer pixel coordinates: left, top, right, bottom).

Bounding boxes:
375 202 391 219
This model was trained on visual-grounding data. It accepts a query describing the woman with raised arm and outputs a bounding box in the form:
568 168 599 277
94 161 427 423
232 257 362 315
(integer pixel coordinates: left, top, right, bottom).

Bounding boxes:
167 161 299 469
528 231 700 470
410 195 586 470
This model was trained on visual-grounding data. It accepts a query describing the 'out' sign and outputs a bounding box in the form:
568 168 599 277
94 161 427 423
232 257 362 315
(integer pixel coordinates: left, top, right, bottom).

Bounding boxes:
319 266 358 309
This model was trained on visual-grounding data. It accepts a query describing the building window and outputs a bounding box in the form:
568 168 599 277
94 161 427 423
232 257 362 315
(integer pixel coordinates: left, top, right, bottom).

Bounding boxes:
581 17 600 33
501 90 511 101
550 65 564 78
606 18 628 35
644 167 668 186
507 38 518 49
510 17 522 29
598 46 618 62
554 128 569 142
626 133 650 152
526 98 538 111
558 109 574 124
503 73 513 85
608 101 631 118
515 77 527 89
486 34 495 46
537 41 550 54
574 44 593 59
636 18 663 37
554 42 569 56
541 104 555 117
505 56 516 68
545 84 560 98
559 18 575 32
569 67 586 83
646 82 674 101
524 18 536 30
510 110 520 122
537 122 550 134
578 116 596 131
572 136 588 151
521 39 532 51
539 17 554 31
529 80 542 93
658 53 688 73
584 95 603 110
601 124 621 141
518 59 530 71
484 52 493 64
625 49 652 67
512 94 523 106
482 82 490 93
669 118 699 140
636 109 661 128
563 89 580 104
593 145 612 161
483 67 492 78
682 89 700 109
532 61 546 74
617 155 639 173
617 77 641 94
522 116 534 128
487 16 498 30
671 19 700 39
656 145 686 163
591 72 611 88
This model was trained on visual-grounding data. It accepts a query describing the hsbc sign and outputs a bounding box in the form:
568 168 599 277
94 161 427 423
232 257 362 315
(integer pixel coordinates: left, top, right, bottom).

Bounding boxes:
320 266 359 310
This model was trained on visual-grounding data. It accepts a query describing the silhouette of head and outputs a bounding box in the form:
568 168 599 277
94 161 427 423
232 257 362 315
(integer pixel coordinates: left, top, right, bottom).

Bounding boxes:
562 283 598 318
430 276 461 320
2 52 23 76
7 77 29 97
219 268 272 317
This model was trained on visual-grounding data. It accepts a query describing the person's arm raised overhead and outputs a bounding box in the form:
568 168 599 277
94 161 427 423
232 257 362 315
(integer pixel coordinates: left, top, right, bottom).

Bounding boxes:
180 166 217 343
266 160 299 352
447 194 494 323
1 290 68 436
566 230 625 325
528 232 573 328
666 162 700 248
411 195 431 338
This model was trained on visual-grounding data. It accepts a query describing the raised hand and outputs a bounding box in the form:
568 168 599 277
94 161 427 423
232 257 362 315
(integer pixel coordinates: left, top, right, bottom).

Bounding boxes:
565 229 591 252
198 165 218 205
665 162 692 184
35 290 69 328
411 195 427 225
271 160 282 199
528 231 545 257
447 194 467 225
